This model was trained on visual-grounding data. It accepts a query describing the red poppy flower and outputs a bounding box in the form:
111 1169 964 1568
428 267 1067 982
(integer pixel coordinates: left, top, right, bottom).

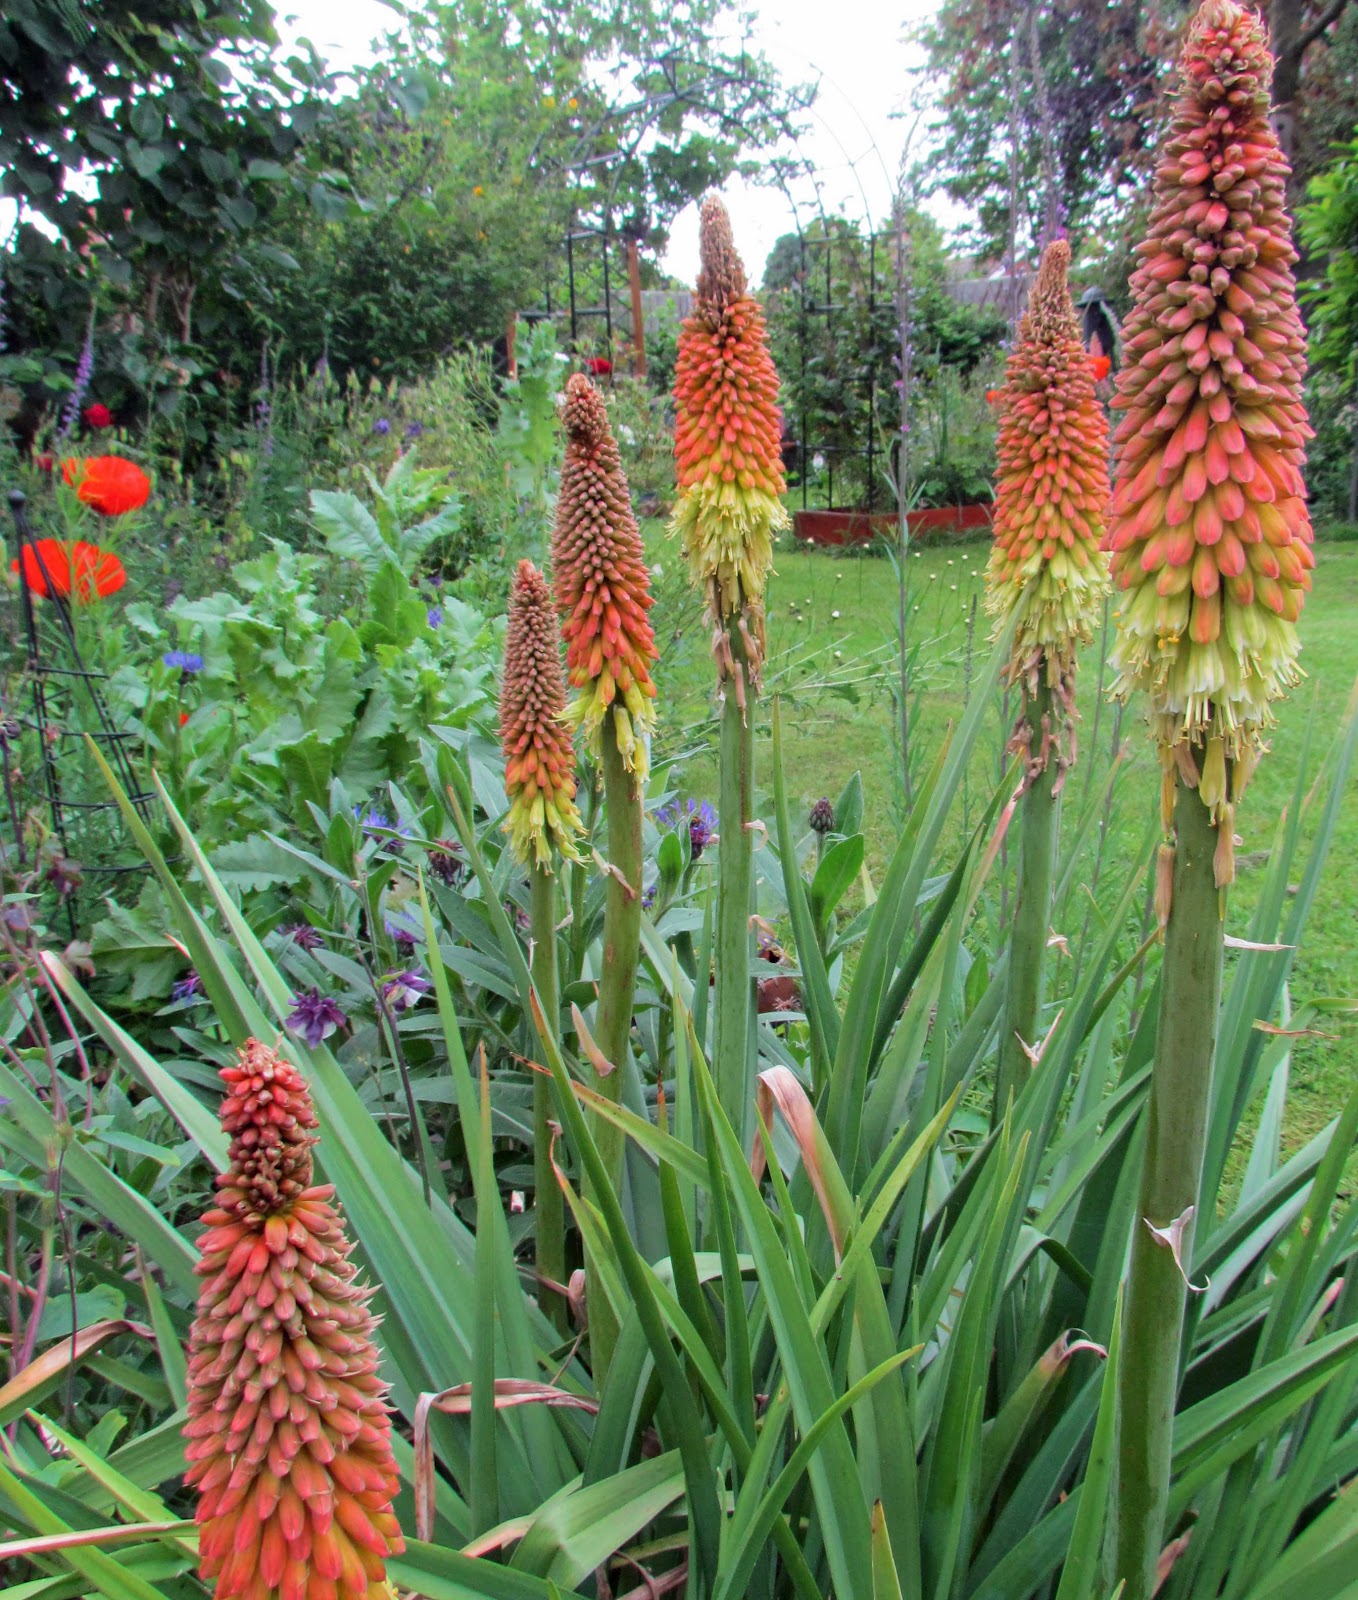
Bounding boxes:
179 710 190 727
11 538 127 603
1090 353 1111 381
585 356 613 376
33 452 54 474
82 402 114 430
986 389 1002 404
62 455 151 517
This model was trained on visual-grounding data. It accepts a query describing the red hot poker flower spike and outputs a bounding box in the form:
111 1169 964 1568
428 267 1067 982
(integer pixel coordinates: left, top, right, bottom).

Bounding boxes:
184 1040 404 1600
1103 0 1313 843
986 239 1111 714
670 195 788 667
501 558 584 867
551 374 659 780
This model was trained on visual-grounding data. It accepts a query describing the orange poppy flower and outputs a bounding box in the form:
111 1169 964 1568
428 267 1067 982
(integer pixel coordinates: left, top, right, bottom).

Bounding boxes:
62 455 151 517
11 538 127 603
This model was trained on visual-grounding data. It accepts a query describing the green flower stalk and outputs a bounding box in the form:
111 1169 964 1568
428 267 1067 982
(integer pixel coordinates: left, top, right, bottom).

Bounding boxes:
500 558 581 1329
1105 6 1314 1596
985 238 1110 1121
671 195 788 1137
551 376 657 1373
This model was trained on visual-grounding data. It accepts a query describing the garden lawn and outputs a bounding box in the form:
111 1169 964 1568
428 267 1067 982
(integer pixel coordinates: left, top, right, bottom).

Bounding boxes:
647 525 1358 1163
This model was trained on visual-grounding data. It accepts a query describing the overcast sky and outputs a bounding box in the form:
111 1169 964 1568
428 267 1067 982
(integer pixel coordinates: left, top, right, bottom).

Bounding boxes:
276 0 947 285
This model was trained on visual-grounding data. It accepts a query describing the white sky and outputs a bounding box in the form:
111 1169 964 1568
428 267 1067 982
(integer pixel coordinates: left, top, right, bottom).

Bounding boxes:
277 0 947 285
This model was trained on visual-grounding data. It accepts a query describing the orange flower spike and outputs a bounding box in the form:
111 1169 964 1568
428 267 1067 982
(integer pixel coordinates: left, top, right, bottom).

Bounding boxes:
670 195 788 636
1103 0 1313 823
184 1040 404 1600
551 376 658 779
985 238 1111 684
501 558 584 867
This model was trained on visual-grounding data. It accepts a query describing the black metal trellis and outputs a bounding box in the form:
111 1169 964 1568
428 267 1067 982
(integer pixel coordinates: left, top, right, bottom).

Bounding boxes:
4 488 156 933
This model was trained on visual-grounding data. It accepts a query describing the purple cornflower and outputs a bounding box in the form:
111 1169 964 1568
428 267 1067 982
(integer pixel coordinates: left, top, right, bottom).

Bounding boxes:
285 988 347 1048
171 970 204 1003
57 315 95 440
373 417 391 436
404 420 424 440
282 922 325 950
641 882 657 911
808 797 835 835
352 804 414 850
658 798 717 861
380 967 432 1013
163 650 204 674
427 606 443 629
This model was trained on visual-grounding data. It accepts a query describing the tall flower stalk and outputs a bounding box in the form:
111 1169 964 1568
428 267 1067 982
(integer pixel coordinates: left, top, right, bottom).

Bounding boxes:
1103 6 1313 1595
184 1040 404 1600
551 374 658 1373
500 557 583 1330
985 238 1110 1121
671 195 788 1139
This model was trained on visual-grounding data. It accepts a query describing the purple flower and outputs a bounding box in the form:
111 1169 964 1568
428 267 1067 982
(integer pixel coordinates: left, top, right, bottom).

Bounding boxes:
163 650 204 674
286 988 348 1049
427 606 443 629
373 417 391 436
172 970 204 1003
381 967 432 1013
641 882 657 911
282 922 325 951
58 317 95 441
384 914 420 949
427 838 465 887
352 804 414 851
808 796 835 835
658 798 717 860
404 420 425 440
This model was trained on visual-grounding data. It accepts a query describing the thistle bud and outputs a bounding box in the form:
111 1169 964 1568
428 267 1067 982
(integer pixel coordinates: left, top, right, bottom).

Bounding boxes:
501 559 584 867
986 238 1110 693
185 1041 403 1600
671 196 788 669
1103 0 1313 833
551 376 659 781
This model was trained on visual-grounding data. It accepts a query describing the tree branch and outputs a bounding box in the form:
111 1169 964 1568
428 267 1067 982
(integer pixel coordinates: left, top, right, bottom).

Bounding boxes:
1291 0 1350 62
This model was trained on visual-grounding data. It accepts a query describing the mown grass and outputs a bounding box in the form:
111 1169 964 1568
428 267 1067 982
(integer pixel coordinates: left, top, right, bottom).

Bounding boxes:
645 523 1358 1157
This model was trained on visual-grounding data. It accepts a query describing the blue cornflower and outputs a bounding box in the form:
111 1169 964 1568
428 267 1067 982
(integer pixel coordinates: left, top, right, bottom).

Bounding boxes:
352 804 414 850
381 968 432 1013
641 882 657 911
404 420 425 440
163 650 204 674
657 798 717 860
373 417 391 435
427 606 443 630
285 988 347 1049
171 970 204 1003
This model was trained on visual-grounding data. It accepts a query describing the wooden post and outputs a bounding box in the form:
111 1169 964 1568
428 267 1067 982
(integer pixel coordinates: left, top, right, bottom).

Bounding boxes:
626 236 647 381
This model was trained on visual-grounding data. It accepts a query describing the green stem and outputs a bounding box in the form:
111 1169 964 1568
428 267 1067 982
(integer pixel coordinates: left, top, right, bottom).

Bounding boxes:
1115 776 1224 1600
586 709 643 1380
529 862 567 1334
994 676 1059 1124
715 620 757 1146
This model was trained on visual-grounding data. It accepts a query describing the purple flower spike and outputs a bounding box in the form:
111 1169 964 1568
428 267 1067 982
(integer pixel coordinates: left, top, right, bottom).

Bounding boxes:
285 988 348 1049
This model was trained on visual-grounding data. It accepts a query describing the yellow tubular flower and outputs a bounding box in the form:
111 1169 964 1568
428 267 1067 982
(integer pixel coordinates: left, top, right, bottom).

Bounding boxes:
986 238 1111 699
500 559 584 868
1104 0 1313 839
671 195 788 673
551 374 659 780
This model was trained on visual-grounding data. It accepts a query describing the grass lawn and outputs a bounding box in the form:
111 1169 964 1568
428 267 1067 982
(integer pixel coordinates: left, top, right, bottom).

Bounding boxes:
645 523 1358 1158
